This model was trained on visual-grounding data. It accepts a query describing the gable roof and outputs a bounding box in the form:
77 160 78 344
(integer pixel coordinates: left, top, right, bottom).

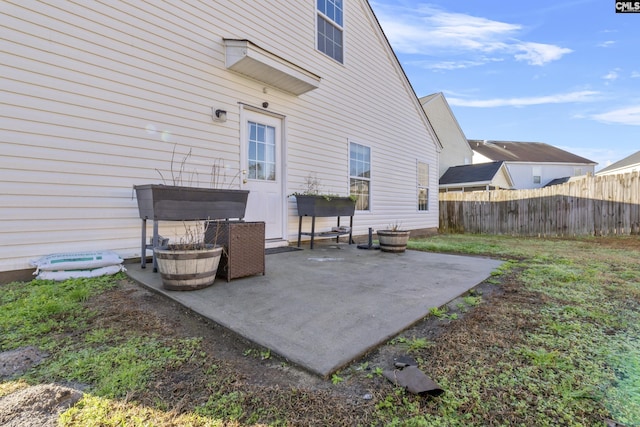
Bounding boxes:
364 4 443 152
419 92 469 155
439 161 513 189
596 150 640 175
469 140 596 164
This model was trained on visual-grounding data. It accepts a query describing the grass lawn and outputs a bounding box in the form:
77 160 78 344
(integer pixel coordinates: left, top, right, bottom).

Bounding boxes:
1 234 639 426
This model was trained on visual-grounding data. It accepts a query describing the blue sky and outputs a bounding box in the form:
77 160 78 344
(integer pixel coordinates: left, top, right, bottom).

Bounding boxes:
369 0 639 170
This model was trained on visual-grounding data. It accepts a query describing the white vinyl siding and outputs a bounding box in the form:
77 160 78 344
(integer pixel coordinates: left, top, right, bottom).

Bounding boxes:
1 0 440 273
420 94 471 178
503 163 596 189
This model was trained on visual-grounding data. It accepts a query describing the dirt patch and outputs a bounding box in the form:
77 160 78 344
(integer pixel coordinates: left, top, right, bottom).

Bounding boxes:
86 282 331 391
360 279 502 372
0 347 47 379
0 272 500 424
591 235 640 250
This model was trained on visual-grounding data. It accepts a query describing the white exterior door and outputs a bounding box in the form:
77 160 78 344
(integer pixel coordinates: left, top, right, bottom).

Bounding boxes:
241 109 285 241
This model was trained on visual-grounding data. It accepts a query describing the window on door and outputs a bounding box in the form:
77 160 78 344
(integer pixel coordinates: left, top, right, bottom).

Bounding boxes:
317 0 344 63
417 161 429 211
349 142 370 211
247 121 276 181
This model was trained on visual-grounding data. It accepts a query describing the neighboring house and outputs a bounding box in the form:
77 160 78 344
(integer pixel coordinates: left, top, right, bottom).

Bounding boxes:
469 140 596 189
1 1 441 278
596 151 640 176
439 161 514 192
420 92 472 178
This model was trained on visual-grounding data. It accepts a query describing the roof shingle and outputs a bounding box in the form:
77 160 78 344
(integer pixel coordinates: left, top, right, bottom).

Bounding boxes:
469 140 596 164
439 161 505 185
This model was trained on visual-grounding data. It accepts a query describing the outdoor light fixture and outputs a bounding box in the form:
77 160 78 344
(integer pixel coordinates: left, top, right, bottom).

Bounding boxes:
212 107 227 122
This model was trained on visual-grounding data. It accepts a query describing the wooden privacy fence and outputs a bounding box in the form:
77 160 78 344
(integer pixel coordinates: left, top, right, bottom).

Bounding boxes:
439 172 640 236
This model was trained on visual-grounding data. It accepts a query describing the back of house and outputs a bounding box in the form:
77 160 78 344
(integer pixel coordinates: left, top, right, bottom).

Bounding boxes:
1 1 440 279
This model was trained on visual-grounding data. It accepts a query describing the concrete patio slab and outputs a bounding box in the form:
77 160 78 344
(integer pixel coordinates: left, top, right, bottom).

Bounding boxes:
126 243 502 377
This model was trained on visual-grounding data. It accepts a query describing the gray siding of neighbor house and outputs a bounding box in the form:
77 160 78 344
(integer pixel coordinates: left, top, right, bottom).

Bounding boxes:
506 163 595 189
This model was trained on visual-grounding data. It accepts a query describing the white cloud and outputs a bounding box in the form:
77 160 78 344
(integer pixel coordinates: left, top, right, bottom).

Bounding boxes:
447 91 600 108
421 60 485 70
567 147 638 171
560 147 619 170
375 6 517 54
603 69 620 82
373 3 571 66
597 40 615 48
513 42 573 66
631 71 640 78
409 57 503 71
592 106 640 125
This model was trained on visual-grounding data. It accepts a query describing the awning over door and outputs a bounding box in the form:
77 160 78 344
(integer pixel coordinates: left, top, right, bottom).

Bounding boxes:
224 39 321 96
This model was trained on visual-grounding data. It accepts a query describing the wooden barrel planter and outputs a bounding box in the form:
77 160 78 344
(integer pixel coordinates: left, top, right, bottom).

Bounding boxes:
154 245 223 291
376 230 411 253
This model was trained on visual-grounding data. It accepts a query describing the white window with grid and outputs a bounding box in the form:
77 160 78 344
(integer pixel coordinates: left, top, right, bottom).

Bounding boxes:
247 121 276 181
317 0 343 63
349 142 370 211
418 161 429 211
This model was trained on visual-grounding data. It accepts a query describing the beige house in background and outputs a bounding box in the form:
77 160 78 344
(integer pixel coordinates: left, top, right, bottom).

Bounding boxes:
1 1 441 280
420 92 472 178
420 93 512 192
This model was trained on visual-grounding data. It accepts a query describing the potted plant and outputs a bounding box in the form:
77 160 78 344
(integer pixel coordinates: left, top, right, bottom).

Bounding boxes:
134 148 249 222
290 175 357 249
290 175 356 217
134 184 249 221
377 222 411 253
134 146 249 270
154 221 223 291
294 194 357 217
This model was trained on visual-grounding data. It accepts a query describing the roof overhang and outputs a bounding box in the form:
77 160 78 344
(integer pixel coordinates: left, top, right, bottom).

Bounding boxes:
439 181 493 190
224 39 321 96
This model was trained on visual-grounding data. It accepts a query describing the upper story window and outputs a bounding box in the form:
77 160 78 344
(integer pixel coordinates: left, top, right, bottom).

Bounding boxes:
317 0 344 63
350 142 370 211
533 166 542 184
